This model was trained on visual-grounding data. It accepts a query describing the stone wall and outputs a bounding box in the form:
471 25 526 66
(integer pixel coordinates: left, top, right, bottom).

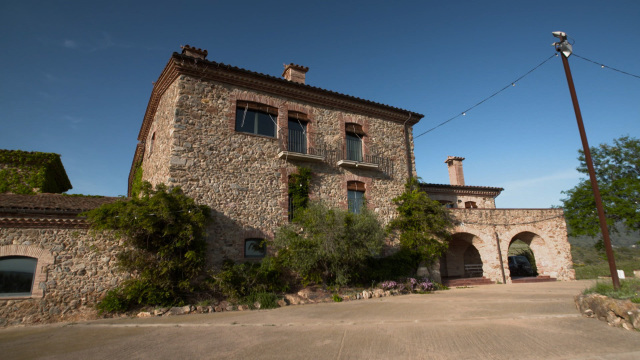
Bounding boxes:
141 75 415 266
428 193 496 209
435 208 575 283
0 228 125 326
140 80 181 187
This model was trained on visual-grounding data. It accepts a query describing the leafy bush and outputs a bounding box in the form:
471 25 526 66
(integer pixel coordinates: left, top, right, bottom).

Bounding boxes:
273 201 385 286
242 291 281 309
387 178 454 271
210 257 290 302
86 182 211 312
363 248 420 282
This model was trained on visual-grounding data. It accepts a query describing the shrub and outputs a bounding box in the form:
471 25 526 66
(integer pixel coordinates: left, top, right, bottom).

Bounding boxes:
273 201 385 286
387 178 454 272
86 182 211 312
243 291 280 310
210 257 289 302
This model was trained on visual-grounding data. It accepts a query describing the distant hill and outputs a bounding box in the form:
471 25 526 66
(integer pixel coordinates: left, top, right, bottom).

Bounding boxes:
568 223 639 248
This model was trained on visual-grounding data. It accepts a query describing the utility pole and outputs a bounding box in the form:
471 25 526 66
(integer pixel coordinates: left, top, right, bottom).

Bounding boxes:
552 31 620 290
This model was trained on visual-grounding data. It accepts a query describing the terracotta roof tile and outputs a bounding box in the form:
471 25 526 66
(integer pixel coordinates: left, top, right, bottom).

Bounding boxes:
0 193 121 213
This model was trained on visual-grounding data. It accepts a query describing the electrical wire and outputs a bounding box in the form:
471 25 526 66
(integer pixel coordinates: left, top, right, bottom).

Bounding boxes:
572 53 640 79
414 53 557 140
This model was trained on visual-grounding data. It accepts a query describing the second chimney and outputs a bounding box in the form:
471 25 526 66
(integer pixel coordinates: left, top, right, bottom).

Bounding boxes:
282 63 309 84
445 156 465 186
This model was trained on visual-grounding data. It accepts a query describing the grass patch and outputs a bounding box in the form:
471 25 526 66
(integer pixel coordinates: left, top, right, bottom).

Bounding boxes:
571 245 640 280
583 278 640 303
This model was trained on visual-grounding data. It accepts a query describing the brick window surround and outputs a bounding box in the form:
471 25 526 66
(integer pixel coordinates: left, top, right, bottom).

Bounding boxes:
0 245 54 299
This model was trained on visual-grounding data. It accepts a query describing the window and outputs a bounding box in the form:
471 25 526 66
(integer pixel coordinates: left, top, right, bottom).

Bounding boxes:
438 200 455 208
345 123 364 162
244 239 266 258
148 132 155 157
288 118 307 154
347 181 365 214
0 256 37 297
465 201 478 209
235 101 277 137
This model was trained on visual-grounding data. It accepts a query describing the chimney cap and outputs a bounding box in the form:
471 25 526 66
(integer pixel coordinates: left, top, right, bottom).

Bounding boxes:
282 63 309 77
445 156 465 163
181 45 208 60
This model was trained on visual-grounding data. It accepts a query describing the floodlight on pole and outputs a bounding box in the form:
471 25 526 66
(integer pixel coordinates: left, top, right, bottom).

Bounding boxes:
552 31 620 290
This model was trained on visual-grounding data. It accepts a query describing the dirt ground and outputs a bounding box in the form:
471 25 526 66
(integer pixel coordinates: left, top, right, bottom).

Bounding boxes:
2 280 639 360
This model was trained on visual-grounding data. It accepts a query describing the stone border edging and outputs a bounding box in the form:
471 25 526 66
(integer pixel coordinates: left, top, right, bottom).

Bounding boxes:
575 293 640 331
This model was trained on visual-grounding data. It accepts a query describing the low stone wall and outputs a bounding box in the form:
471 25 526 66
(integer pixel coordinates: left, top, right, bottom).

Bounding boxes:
575 293 640 331
0 228 126 326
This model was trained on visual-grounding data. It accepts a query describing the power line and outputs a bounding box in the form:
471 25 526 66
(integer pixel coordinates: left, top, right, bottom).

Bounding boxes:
572 53 640 79
414 53 558 140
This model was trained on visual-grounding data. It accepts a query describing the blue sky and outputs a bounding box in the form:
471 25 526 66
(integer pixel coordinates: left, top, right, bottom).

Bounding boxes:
1 0 638 208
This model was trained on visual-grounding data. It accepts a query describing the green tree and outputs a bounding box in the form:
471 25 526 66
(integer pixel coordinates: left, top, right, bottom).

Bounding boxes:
273 202 385 286
561 136 640 237
387 177 454 271
85 182 211 311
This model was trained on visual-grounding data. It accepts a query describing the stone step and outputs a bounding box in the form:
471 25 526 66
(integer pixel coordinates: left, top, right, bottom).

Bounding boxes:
511 276 557 283
443 277 494 287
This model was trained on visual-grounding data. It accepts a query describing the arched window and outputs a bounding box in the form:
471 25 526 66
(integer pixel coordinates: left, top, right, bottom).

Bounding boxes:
345 123 364 162
347 181 366 214
287 111 308 154
0 256 37 297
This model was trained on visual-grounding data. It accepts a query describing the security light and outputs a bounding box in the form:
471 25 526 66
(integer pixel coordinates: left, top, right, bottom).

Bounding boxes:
552 31 572 58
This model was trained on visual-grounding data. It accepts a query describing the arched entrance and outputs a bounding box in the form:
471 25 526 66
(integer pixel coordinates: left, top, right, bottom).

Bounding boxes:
507 232 543 279
440 233 484 279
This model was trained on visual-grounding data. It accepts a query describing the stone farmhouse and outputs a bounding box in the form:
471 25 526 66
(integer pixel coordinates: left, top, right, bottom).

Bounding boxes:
422 156 575 285
0 45 574 325
129 45 423 265
0 151 123 325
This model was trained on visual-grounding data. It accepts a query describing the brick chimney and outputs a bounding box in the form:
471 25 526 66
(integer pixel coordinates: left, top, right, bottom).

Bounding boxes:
181 45 208 60
445 156 465 186
282 63 309 84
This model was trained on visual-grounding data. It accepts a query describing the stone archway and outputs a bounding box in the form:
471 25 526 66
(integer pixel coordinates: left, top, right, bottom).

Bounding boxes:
507 231 548 278
440 232 484 279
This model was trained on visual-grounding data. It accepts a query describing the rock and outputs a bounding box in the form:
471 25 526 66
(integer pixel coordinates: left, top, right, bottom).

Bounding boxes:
165 307 188 316
154 308 168 316
214 306 223 312
373 289 385 298
253 302 261 309
362 291 372 300
137 312 152 318
284 294 303 305
237 305 249 311
277 299 287 307
49 306 61 316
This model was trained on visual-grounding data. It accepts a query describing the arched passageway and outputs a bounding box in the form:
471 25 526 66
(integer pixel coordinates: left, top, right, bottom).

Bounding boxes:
507 232 544 278
440 233 484 279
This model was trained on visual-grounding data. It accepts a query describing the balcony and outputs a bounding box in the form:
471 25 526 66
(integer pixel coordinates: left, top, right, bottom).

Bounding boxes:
278 130 325 162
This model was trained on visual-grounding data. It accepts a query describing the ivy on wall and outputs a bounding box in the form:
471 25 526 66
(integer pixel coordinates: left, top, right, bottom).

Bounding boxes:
0 150 72 194
129 161 144 198
288 166 311 220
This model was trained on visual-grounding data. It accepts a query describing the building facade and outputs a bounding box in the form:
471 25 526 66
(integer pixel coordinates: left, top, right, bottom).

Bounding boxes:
421 157 575 284
130 45 423 265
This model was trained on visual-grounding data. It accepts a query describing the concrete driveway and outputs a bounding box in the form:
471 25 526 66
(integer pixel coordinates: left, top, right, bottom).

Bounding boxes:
1 280 639 359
